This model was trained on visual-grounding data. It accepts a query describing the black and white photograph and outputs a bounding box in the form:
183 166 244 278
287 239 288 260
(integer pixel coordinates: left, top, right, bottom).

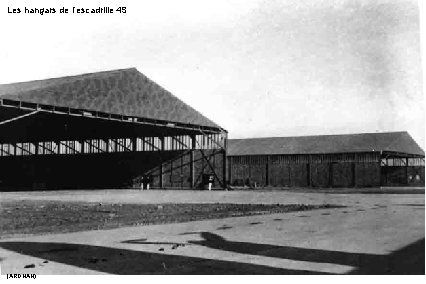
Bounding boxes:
0 0 424 277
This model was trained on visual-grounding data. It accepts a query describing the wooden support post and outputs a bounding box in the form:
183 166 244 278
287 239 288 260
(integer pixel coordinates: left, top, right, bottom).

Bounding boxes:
159 137 164 188
34 142 39 156
288 164 291 187
329 163 333 188
170 158 173 188
306 163 311 187
80 140 85 154
132 137 137 152
229 156 233 187
265 155 270 187
385 158 388 186
406 157 409 185
104 139 109 153
248 159 252 187
352 162 356 187
222 135 227 189
308 155 312 187
181 155 184 188
190 135 196 188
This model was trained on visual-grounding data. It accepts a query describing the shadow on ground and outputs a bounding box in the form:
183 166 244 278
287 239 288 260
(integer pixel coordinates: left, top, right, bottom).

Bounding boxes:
0 233 424 274
189 232 425 274
0 241 328 274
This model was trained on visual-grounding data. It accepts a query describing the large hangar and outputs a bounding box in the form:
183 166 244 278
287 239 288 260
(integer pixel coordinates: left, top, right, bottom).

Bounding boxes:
228 132 425 188
0 68 227 190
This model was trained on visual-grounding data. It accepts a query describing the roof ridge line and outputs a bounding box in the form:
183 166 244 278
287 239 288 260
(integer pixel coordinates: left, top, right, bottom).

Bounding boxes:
0 68 222 129
0 67 137 86
229 131 407 140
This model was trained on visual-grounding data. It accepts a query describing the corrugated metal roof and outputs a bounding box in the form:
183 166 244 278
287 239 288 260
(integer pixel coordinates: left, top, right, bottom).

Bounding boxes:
0 68 221 129
228 132 425 156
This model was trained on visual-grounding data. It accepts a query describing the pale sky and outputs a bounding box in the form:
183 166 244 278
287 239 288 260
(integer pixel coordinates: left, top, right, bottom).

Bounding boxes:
0 0 424 146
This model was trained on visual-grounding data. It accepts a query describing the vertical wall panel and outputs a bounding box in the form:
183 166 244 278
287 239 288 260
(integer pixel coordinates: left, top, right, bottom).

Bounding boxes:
311 163 330 187
250 164 266 187
269 163 291 187
331 163 353 187
355 163 381 187
290 164 308 187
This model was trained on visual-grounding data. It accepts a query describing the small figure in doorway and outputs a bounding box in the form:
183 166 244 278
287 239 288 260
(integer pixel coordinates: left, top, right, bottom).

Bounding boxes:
140 176 145 190
208 175 214 191
140 175 151 190
146 175 151 190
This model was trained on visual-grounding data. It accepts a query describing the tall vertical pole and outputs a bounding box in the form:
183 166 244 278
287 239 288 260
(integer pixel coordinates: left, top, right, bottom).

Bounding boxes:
159 136 164 188
132 137 137 152
406 157 409 185
34 141 39 156
105 139 109 153
222 133 227 190
229 156 233 187
385 157 389 185
80 140 85 154
180 155 184 188
190 135 196 188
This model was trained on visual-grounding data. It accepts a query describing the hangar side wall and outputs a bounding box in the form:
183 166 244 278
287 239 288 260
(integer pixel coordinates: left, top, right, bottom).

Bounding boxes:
228 153 424 188
381 166 425 186
0 149 225 191
144 149 224 189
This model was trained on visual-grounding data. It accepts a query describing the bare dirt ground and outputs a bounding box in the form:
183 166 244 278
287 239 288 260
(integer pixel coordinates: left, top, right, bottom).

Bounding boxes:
0 201 338 239
0 189 424 274
1 188 424 207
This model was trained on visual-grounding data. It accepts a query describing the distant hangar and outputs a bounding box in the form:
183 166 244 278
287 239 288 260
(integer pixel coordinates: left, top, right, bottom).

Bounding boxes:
227 132 425 188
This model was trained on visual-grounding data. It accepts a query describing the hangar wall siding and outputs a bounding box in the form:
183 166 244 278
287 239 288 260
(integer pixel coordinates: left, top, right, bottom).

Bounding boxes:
0 151 169 190
382 166 425 186
0 132 226 191
228 153 425 188
145 149 224 189
0 149 225 191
